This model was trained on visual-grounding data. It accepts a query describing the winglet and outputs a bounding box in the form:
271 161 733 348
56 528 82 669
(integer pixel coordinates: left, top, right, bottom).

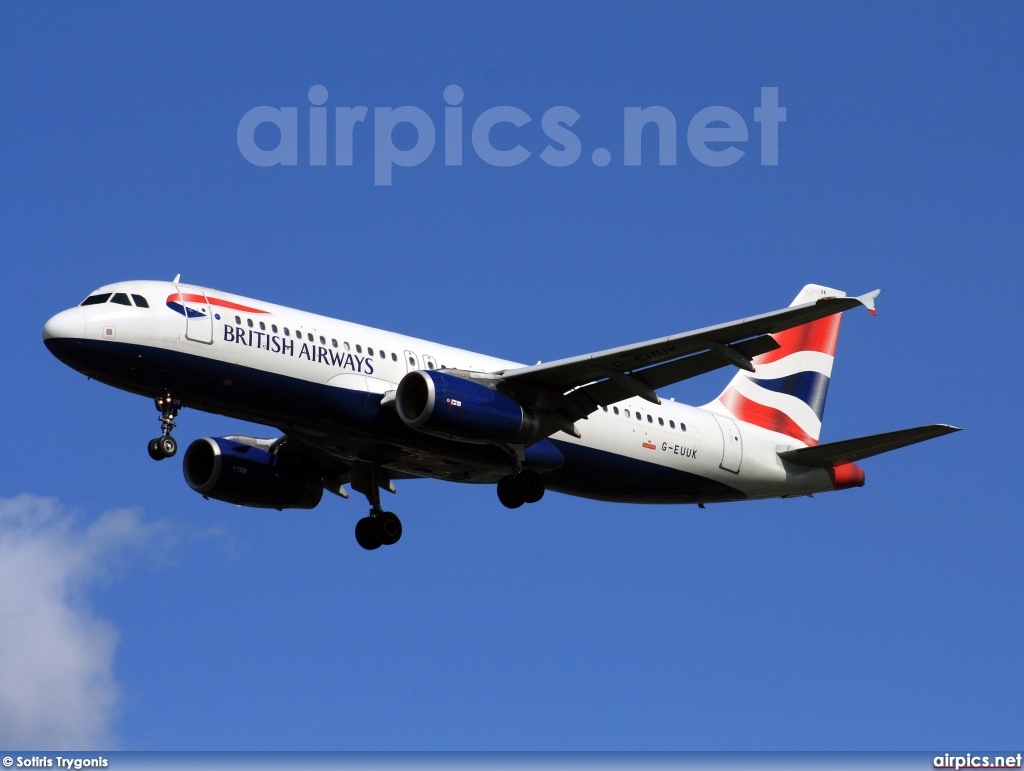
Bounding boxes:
857 289 881 316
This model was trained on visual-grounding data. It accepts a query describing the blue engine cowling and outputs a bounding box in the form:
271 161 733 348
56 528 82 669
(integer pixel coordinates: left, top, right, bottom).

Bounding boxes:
396 369 541 443
182 437 323 509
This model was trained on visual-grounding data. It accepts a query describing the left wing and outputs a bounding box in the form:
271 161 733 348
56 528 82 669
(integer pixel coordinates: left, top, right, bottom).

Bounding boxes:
496 290 880 428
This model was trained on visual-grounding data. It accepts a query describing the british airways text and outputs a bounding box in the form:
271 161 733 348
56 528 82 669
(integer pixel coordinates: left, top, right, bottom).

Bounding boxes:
223 325 375 374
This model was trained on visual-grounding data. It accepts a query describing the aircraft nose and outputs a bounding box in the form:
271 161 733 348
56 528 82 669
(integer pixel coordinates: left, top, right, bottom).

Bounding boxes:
42 309 85 341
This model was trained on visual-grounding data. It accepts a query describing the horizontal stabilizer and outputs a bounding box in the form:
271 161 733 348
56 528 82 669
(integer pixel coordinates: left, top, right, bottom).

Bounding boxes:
778 424 961 467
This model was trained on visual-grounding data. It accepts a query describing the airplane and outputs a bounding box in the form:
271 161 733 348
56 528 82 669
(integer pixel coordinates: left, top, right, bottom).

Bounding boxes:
42 280 960 550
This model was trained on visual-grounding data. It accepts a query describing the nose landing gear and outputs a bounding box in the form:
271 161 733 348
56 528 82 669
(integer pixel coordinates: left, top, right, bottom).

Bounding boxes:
147 394 181 460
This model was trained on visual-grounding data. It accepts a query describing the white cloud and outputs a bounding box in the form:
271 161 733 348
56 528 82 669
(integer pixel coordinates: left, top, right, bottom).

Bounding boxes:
0 494 164 749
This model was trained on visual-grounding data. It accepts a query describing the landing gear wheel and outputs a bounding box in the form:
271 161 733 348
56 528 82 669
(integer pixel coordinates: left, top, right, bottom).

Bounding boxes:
159 435 178 458
149 394 182 461
518 469 545 504
376 512 403 545
148 438 165 461
355 517 382 550
497 476 525 509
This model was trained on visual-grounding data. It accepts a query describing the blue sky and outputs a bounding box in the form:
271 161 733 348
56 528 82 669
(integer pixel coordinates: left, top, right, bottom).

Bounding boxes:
1 0 1022 751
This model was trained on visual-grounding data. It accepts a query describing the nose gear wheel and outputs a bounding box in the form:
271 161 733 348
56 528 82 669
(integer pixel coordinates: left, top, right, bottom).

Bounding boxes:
148 394 181 460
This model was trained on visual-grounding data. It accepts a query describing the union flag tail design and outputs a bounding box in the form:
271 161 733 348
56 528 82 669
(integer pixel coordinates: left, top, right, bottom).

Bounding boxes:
705 284 850 447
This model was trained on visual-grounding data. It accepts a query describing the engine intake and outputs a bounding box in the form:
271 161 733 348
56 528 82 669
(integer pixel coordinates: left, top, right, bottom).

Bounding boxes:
183 437 323 509
396 369 541 443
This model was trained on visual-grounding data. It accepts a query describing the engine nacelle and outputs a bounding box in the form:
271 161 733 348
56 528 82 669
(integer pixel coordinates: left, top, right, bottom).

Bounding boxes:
183 437 323 509
396 369 541 443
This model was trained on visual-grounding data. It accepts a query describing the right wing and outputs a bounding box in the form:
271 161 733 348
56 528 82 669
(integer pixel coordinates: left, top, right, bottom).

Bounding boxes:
496 290 881 428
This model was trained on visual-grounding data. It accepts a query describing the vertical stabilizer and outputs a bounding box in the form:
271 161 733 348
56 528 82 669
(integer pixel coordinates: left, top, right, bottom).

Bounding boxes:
704 285 848 446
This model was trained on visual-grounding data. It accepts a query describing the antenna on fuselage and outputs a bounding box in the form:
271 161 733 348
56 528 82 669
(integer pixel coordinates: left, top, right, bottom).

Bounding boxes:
173 274 181 283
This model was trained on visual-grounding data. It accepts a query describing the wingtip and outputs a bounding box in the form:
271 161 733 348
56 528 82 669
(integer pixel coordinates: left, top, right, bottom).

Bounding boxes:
857 288 881 316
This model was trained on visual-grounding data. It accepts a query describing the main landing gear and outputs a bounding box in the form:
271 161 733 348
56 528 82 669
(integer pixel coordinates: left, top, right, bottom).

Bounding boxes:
354 511 402 551
147 394 181 461
496 469 545 509
351 464 402 550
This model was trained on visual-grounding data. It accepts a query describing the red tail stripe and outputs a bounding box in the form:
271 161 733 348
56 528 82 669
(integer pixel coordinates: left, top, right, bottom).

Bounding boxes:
753 314 842 365
167 293 269 314
719 387 819 446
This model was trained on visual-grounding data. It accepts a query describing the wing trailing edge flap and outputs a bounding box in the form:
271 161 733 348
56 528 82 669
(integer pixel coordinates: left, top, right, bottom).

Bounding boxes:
778 424 962 468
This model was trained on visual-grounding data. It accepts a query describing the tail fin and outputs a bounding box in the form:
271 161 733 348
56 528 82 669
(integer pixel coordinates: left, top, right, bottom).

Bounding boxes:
704 284 855 446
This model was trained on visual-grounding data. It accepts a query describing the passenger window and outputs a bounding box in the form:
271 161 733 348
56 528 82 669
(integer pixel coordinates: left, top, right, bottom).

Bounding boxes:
636 413 642 421
356 345 362 353
647 414 653 423
601 406 608 412
236 316 242 325
379 350 385 359
295 329 302 338
307 333 313 342
272 324 278 333
111 293 131 306
658 417 664 426
283 327 290 335
344 342 351 351
332 339 338 348
613 406 619 415
391 353 397 361
368 347 374 356
669 420 675 429
680 423 687 432
131 294 149 308
260 322 266 331
247 319 253 328
624 409 630 418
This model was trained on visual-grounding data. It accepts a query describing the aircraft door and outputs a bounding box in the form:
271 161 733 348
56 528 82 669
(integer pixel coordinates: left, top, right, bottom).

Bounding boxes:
175 285 214 344
404 350 419 372
712 413 743 473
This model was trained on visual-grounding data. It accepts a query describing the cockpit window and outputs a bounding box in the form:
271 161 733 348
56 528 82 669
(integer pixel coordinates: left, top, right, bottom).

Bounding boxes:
131 294 149 308
81 293 111 306
111 293 131 306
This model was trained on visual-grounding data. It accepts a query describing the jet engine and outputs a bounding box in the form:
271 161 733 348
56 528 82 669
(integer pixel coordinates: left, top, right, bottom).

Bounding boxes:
182 437 323 509
395 370 542 443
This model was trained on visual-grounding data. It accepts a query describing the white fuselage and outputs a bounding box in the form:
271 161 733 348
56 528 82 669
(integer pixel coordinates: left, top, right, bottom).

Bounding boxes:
43 280 841 503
